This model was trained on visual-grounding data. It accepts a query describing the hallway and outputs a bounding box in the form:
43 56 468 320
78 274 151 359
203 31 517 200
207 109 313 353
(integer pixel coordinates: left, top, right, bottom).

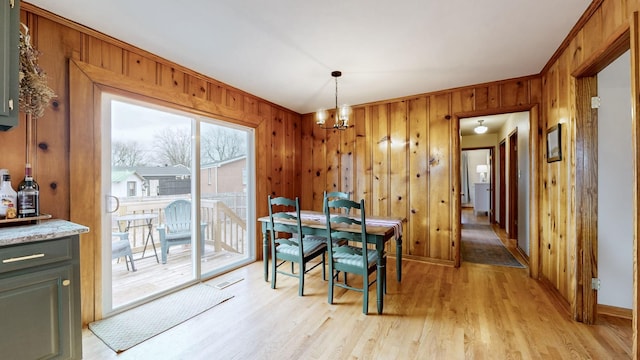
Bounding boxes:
461 207 527 267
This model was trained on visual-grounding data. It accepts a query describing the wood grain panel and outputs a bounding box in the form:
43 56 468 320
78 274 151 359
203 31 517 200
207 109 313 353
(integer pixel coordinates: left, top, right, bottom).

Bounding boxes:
428 94 452 260
86 36 123 74
187 76 208 100
500 80 529 107
209 82 224 105
340 122 356 197
487 84 500 109
601 0 626 37
474 87 489 110
325 127 341 196
158 64 186 93
299 113 315 210
452 88 475 113
555 53 570 305
584 9 606 58
354 107 371 208
244 96 259 116
371 104 389 217
255 104 272 261
124 51 157 84
408 97 429 257
270 109 285 198
311 122 327 210
32 17 80 220
389 101 408 255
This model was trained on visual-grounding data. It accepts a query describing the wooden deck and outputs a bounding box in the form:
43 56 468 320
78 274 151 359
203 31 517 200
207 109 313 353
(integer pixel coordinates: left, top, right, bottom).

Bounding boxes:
111 244 248 307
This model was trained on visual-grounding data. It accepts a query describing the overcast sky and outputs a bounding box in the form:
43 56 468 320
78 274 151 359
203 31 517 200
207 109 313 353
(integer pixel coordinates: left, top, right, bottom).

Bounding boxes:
111 99 192 151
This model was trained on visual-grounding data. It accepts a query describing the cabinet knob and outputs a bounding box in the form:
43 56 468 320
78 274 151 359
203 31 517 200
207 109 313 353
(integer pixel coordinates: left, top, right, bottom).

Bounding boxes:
62 279 71 286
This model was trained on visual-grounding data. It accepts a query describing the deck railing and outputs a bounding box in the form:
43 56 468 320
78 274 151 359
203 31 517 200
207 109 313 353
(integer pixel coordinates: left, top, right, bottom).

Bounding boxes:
114 196 247 256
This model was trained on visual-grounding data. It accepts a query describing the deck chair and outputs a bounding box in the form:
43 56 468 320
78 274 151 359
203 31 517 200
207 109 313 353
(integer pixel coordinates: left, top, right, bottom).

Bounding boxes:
324 197 379 314
157 199 207 264
268 195 327 296
112 232 136 271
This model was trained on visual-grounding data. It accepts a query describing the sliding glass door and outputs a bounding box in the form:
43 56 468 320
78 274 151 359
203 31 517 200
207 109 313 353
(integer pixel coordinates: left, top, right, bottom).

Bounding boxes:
101 93 254 314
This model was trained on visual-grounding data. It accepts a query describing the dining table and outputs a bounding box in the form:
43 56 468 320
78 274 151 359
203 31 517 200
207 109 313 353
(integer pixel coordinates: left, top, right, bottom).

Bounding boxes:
258 210 404 314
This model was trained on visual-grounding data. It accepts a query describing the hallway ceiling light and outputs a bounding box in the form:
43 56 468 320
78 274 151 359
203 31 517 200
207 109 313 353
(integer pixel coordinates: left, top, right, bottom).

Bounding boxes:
474 120 488 134
315 71 352 130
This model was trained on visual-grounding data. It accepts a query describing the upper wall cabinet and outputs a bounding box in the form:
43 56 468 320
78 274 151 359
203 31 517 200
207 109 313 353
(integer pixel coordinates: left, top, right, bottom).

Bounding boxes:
0 0 19 131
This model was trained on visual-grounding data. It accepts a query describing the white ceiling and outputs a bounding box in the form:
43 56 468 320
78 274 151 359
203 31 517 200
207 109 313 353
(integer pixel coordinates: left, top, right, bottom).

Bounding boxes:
25 0 591 114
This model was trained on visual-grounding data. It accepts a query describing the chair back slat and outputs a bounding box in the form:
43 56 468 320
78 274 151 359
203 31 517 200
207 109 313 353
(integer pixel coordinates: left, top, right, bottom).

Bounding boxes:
164 199 192 233
324 198 367 257
268 195 303 243
323 191 351 214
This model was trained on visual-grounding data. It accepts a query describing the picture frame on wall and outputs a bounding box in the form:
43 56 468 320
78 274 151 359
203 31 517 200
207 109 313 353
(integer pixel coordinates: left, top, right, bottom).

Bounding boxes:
546 124 562 163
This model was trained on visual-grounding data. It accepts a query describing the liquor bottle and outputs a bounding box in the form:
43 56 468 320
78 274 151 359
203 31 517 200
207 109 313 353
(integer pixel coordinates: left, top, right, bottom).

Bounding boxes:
18 163 39 191
18 174 39 218
0 173 18 219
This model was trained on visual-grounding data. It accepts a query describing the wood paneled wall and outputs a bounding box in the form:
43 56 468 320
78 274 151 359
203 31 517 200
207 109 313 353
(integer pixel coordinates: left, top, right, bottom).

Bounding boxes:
300 77 542 266
540 0 640 324
5 3 301 323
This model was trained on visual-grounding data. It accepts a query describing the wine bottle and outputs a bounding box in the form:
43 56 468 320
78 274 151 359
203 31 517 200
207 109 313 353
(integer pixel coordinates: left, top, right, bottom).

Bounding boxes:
18 163 39 191
18 174 39 218
0 173 18 219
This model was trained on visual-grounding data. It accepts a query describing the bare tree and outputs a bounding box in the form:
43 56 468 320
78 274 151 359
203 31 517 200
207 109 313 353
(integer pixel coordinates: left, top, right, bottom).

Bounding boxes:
201 126 246 163
112 140 149 166
153 127 191 166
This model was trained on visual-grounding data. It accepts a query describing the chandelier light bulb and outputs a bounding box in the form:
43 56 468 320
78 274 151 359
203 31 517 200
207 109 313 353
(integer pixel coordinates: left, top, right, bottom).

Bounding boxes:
315 109 328 125
315 70 351 130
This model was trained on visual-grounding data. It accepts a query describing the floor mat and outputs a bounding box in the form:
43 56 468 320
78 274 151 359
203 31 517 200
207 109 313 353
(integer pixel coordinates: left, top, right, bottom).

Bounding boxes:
461 223 525 268
89 283 233 353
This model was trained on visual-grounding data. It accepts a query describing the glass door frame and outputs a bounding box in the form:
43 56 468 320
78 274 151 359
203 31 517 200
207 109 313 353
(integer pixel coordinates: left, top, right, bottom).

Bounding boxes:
100 92 256 316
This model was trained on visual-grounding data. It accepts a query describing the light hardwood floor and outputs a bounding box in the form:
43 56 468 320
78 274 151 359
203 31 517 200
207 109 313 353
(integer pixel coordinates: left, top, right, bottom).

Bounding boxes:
83 256 632 359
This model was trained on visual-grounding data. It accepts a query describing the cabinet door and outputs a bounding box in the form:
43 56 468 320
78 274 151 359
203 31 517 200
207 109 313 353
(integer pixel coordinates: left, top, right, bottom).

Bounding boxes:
0 264 77 360
0 0 19 130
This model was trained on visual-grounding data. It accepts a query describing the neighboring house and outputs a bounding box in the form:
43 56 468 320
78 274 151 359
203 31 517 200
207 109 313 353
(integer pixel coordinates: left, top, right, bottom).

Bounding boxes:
200 156 247 195
111 169 145 198
113 165 191 196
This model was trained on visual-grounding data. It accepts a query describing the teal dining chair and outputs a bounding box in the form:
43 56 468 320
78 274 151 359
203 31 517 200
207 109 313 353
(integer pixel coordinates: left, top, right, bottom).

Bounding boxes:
268 195 327 296
324 197 378 314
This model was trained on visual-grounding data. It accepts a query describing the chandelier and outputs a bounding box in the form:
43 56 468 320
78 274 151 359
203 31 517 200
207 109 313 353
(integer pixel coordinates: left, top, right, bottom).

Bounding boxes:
315 71 352 130
474 119 488 134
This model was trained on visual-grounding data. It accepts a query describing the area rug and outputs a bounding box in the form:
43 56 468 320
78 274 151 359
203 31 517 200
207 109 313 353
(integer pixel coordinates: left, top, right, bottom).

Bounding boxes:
89 283 233 353
461 223 525 268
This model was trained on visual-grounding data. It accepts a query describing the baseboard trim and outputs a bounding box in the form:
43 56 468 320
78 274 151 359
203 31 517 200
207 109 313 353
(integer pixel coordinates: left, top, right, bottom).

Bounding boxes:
598 304 632 320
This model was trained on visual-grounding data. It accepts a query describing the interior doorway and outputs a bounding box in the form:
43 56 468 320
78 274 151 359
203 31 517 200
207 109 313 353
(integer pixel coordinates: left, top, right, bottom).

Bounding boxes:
596 49 633 316
458 112 531 267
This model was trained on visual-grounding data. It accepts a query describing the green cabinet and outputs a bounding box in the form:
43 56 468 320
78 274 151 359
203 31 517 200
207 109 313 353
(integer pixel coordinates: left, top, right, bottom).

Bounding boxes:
0 0 19 130
0 235 82 360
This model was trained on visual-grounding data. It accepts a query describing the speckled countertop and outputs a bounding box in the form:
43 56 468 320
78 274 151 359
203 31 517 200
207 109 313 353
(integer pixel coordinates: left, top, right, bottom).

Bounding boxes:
0 219 89 247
